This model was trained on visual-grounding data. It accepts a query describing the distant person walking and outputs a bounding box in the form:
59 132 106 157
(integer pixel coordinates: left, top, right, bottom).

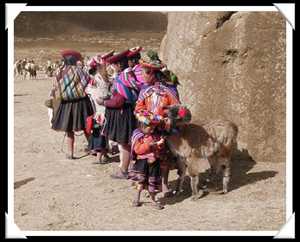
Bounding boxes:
29 60 37 80
46 58 52 77
50 50 93 159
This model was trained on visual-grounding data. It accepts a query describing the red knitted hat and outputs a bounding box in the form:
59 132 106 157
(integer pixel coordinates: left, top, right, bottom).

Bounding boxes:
61 50 82 61
127 46 142 57
101 50 115 60
106 50 130 64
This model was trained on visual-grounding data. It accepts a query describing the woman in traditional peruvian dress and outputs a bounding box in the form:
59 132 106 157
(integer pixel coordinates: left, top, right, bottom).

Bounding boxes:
96 50 141 179
85 52 113 164
51 50 93 159
134 59 180 197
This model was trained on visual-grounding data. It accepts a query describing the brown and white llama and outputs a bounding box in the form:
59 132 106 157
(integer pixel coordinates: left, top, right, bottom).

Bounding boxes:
162 104 238 200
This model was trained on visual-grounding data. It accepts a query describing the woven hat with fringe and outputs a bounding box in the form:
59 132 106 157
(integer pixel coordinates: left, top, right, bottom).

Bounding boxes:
139 59 165 70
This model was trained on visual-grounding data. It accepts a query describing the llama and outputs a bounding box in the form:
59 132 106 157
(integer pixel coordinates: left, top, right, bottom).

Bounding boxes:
162 104 238 200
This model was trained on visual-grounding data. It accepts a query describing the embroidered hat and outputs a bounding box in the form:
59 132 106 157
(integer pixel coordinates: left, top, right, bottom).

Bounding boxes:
139 59 165 70
136 109 164 125
127 46 142 57
106 50 130 64
61 50 82 61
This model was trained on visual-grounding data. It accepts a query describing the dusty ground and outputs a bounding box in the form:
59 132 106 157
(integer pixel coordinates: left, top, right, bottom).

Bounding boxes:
13 70 286 233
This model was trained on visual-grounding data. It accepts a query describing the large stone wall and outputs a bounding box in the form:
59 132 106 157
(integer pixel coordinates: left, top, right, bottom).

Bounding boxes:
160 11 286 163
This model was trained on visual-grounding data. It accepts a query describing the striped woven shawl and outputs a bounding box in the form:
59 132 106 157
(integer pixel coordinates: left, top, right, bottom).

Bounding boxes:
51 66 89 101
113 70 140 107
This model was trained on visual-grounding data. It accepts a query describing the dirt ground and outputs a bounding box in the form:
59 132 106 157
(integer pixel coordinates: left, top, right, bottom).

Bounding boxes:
12 70 286 234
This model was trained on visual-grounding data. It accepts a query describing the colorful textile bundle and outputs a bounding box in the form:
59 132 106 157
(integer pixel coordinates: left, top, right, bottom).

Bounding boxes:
113 70 140 107
51 66 89 101
132 64 145 87
137 82 180 104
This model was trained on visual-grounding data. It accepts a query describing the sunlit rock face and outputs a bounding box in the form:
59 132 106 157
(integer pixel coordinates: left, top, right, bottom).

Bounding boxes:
160 11 286 163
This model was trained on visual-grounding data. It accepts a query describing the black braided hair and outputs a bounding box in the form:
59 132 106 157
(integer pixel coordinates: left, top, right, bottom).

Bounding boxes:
116 56 129 72
128 53 141 66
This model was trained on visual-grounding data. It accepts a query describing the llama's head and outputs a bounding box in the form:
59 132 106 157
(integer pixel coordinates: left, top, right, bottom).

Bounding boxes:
87 53 109 83
162 104 192 129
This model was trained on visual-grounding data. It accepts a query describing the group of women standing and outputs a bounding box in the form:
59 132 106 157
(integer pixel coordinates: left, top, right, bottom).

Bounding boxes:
49 46 181 209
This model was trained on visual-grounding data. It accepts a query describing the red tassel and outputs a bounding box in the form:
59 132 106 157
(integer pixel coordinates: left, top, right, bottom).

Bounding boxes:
157 107 164 116
86 115 93 134
178 109 186 117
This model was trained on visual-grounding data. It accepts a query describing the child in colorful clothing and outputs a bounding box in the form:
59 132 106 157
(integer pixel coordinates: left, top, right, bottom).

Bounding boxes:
130 110 165 210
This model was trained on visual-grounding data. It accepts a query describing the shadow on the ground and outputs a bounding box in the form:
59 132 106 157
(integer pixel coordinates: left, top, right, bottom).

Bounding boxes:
158 148 278 205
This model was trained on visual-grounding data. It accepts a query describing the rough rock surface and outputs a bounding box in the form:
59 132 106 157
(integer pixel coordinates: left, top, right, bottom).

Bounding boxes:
160 11 286 163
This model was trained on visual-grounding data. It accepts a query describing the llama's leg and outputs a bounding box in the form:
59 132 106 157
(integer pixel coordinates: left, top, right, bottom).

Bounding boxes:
175 156 186 196
187 157 199 200
189 174 199 201
202 155 218 189
221 156 231 194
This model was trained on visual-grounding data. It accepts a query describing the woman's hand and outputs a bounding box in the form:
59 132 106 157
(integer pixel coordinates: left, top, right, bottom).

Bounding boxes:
96 97 104 105
148 142 157 147
157 138 165 146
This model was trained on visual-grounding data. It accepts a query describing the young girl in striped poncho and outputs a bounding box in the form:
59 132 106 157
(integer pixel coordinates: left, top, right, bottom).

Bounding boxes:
130 110 165 210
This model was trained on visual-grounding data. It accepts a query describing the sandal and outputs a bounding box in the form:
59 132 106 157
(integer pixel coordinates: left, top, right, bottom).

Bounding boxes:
101 157 110 164
152 202 164 210
66 154 74 160
163 189 173 197
91 156 110 165
110 169 129 179
132 200 140 207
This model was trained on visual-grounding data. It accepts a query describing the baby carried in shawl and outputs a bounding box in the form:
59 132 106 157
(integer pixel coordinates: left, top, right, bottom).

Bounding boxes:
50 66 89 101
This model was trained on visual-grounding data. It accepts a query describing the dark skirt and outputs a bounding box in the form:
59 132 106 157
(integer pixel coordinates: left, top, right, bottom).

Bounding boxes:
51 96 93 132
101 103 136 145
129 158 162 192
88 127 109 151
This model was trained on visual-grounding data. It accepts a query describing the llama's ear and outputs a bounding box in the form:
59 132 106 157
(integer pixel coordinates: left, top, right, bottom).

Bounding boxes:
162 106 170 110
182 108 192 123
178 108 187 118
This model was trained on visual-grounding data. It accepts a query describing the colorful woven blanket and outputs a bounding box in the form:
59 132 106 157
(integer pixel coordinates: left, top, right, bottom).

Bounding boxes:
138 82 180 104
113 70 140 107
51 66 89 101
132 64 145 88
